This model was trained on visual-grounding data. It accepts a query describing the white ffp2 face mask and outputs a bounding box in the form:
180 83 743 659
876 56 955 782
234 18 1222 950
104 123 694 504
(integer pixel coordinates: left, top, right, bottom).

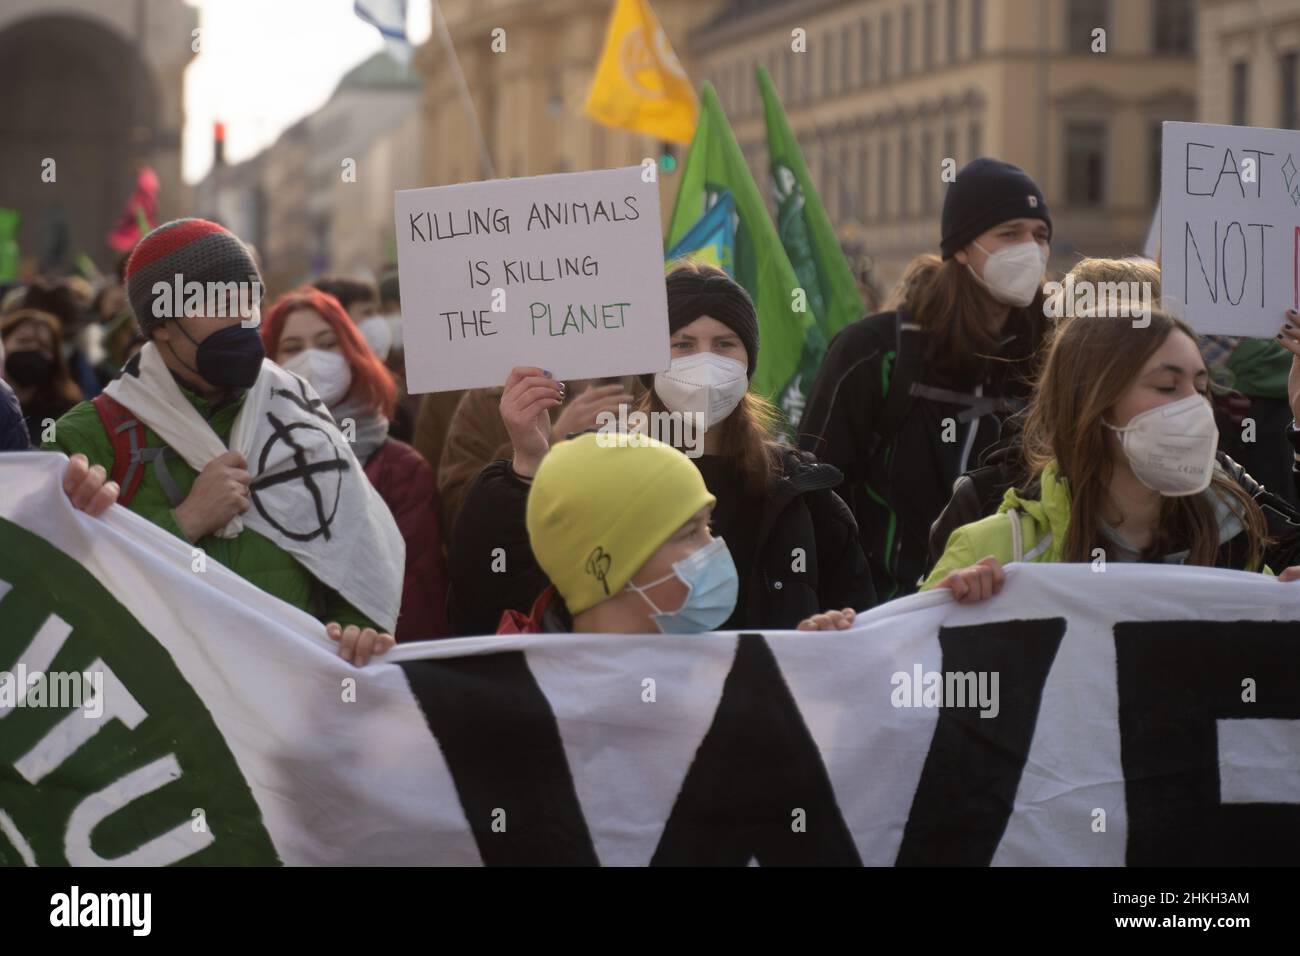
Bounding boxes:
969 240 1048 307
282 348 353 407
1103 392 1219 496
654 353 749 428
358 315 393 362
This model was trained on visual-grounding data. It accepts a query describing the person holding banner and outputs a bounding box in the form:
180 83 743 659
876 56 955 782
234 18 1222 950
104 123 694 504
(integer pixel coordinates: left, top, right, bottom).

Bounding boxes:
42 219 402 666
496 431 856 635
799 158 1052 605
260 286 450 641
923 310 1300 602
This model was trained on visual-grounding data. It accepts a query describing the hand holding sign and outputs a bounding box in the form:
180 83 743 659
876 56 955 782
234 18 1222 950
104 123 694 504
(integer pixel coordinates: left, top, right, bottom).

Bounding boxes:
500 366 564 478
551 382 635 442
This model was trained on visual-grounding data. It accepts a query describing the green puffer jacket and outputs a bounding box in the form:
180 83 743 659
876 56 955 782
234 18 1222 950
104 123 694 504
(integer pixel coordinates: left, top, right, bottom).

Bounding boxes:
921 456 1300 590
44 387 377 631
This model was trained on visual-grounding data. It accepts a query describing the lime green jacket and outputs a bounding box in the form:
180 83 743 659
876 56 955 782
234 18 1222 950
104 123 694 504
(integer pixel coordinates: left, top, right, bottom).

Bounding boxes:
44 388 376 630
921 460 1267 590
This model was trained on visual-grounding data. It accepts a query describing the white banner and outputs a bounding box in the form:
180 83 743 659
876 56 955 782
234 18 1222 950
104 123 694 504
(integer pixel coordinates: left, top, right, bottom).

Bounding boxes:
3 453 1300 866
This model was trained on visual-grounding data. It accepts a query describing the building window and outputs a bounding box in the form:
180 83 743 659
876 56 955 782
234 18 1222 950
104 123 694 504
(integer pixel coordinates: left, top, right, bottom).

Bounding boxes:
841 27 853 94
803 45 813 104
1152 0 1194 55
947 0 959 63
1065 121 1108 206
1232 61 1249 126
924 1 936 70
839 143 854 222
881 13 892 82
858 140 870 221
944 124 957 167
859 20 872 87
903 7 914 75
1282 52 1298 130
878 139 891 221
968 118 982 160
920 129 935 212
900 133 912 218
971 0 984 57
823 30 834 96
1148 121 1163 207
1067 0 1110 54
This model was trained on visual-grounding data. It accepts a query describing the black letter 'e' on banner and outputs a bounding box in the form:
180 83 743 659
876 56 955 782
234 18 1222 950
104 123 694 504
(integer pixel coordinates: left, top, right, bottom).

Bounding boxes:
1116 620 1300 866
651 634 861 866
399 652 599 866
896 618 1066 866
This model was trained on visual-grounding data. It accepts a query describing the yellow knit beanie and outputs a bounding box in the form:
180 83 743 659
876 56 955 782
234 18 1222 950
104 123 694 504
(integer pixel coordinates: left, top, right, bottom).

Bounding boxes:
526 431 715 615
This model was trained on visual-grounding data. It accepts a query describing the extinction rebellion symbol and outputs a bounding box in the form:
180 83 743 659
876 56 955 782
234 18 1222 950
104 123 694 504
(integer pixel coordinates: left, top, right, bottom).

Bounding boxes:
248 384 351 542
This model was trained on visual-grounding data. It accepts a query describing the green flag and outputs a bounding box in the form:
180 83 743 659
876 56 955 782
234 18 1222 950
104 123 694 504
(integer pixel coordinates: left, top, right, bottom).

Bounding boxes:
667 82 819 424
0 208 20 283
757 65 865 342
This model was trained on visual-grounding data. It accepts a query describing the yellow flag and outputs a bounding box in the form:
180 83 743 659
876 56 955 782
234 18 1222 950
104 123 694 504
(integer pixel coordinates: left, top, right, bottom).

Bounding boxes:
583 0 698 144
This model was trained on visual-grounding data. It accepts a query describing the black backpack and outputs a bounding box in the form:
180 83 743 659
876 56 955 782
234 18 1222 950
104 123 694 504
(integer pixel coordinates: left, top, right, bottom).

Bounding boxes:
926 444 1027 570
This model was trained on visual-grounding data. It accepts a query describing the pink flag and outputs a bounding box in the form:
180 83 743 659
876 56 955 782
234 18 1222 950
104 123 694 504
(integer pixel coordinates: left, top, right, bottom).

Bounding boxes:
107 166 160 253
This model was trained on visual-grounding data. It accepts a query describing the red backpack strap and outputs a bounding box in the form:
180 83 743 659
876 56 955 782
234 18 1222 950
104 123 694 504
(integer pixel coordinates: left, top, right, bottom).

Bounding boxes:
91 394 149 507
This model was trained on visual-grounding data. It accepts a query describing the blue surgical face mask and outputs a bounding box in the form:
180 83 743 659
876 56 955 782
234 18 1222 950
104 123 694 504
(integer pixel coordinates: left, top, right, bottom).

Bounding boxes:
625 536 739 634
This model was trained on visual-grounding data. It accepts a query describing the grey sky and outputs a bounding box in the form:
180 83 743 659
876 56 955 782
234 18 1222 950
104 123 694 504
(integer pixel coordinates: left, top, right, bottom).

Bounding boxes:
183 0 431 183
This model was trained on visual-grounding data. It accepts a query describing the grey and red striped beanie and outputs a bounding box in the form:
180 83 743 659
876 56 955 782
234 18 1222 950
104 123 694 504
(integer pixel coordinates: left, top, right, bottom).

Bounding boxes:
125 218 262 332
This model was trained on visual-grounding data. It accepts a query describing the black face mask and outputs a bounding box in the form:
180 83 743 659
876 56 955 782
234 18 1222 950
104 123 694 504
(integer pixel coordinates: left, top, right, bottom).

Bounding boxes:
5 349 56 388
167 321 265 390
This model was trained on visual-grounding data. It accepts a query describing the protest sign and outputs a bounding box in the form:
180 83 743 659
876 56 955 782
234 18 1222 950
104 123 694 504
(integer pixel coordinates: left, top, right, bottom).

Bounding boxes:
6 453 1300 866
1160 120 1300 336
394 166 669 393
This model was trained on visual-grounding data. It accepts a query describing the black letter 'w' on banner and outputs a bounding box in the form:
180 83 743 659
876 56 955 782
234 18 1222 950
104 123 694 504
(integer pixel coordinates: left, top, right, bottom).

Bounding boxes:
896 618 1066 866
651 634 861 866
400 653 599 865
1116 620 1300 865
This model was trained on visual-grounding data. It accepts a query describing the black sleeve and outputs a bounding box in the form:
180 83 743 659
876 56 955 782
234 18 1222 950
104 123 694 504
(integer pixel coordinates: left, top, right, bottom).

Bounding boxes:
446 460 551 636
1222 451 1300 572
806 486 877 612
797 319 888 489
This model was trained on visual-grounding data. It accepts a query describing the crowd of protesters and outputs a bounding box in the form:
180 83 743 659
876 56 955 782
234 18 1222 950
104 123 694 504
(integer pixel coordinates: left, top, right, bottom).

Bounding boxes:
8 157 1300 664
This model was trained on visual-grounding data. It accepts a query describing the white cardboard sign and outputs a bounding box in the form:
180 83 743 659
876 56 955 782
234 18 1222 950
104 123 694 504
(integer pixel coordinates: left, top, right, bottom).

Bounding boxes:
1160 120 1300 336
394 166 669 393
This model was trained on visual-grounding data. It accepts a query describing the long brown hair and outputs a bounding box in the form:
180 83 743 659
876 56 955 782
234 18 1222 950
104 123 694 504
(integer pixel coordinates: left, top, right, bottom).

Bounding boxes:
636 388 783 499
1021 309 1267 567
0 309 83 410
896 254 1050 384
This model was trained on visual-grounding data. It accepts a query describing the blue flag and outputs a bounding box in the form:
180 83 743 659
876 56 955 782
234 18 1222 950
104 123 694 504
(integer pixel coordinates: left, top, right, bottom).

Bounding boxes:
665 191 736 275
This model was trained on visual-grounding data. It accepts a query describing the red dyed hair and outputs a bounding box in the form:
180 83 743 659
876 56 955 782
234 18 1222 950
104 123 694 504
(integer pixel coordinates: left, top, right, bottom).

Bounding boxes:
261 287 397 418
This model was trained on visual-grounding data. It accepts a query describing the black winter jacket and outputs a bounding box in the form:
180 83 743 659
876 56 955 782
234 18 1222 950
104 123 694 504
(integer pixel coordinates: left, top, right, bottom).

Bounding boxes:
798 310 1037 603
0 380 31 451
446 449 875 636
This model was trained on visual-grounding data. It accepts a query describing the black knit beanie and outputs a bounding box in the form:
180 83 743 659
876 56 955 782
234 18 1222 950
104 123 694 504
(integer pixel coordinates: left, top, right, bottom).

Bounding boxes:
650 267 759 383
940 158 1052 260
